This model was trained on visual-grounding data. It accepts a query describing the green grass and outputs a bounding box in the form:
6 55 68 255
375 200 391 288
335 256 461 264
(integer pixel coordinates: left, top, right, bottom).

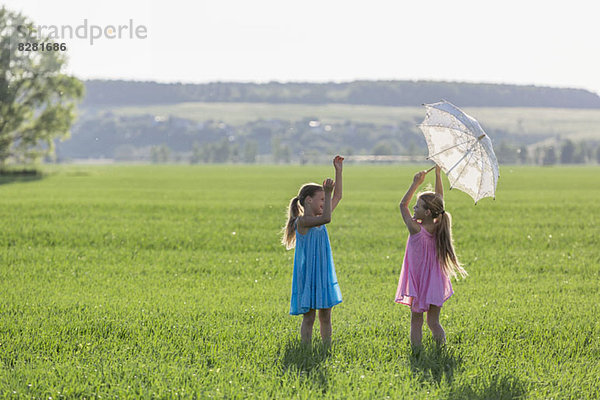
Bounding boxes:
103 102 600 140
1 165 599 398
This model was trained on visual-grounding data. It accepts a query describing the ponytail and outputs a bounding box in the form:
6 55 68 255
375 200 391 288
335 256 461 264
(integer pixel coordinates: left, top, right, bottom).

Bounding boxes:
281 183 324 250
433 210 467 279
419 191 468 279
282 197 301 250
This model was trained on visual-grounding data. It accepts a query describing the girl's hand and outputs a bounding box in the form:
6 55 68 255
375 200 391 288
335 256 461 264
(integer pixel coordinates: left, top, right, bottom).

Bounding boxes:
435 164 441 174
333 155 344 171
323 178 335 193
413 171 426 185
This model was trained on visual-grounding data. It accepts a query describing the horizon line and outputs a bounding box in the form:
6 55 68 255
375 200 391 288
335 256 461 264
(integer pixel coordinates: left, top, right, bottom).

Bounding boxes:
78 77 600 95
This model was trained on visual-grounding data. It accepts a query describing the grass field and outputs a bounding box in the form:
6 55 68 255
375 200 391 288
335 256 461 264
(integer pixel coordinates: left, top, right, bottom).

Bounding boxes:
1 165 599 399
103 102 600 141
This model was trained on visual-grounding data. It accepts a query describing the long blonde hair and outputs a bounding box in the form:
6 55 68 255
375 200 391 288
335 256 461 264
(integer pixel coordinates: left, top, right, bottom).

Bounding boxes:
418 192 467 279
281 183 324 250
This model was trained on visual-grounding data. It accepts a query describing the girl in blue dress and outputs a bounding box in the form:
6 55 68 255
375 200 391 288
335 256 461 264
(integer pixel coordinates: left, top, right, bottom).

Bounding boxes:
281 155 344 344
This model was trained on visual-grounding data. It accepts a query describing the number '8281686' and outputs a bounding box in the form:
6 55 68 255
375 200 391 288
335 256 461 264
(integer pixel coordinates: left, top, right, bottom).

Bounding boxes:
17 42 67 52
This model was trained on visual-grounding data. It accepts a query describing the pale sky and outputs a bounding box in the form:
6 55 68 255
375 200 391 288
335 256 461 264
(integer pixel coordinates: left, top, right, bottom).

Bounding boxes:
4 0 600 94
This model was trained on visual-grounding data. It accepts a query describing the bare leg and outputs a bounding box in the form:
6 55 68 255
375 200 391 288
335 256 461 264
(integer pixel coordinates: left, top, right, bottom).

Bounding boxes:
318 308 332 344
411 311 424 347
301 309 316 345
426 305 446 344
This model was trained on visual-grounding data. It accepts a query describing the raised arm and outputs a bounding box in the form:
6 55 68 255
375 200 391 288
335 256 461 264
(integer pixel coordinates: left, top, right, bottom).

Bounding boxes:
434 165 443 199
332 155 344 211
298 179 334 229
399 171 426 235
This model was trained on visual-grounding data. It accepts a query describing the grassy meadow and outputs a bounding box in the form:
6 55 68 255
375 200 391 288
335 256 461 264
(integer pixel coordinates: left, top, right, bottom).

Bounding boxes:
1 164 599 399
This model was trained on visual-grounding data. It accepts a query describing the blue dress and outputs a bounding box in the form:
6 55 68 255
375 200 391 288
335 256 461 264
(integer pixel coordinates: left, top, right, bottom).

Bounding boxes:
289 223 342 315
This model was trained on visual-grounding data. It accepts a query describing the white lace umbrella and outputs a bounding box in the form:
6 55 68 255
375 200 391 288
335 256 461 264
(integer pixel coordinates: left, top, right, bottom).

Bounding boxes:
418 100 499 204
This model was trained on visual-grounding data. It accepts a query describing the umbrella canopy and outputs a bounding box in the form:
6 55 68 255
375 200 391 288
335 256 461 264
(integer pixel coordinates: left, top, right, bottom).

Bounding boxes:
418 100 499 204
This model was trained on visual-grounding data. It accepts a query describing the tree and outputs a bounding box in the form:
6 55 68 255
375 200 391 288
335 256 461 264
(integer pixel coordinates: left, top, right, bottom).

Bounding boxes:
200 143 213 163
272 137 288 163
213 138 231 163
0 7 84 166
572 141 587 164
372 140 397 156
243 140 258 163
230 143 240 163
190 142 202 164
114 144 136 161
542 147 557 166
560 140 575 164
517 145 528 164
279 144 291 163
406 140 417 156
151 144 170 163
496 141 517 164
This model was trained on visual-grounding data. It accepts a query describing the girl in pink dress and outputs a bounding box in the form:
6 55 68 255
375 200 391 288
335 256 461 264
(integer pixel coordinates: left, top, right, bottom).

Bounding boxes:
395 165 467 346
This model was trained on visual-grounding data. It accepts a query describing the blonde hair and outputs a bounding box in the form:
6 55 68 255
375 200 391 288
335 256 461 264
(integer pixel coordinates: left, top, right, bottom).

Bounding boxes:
281 183 324 250
418 191 467 279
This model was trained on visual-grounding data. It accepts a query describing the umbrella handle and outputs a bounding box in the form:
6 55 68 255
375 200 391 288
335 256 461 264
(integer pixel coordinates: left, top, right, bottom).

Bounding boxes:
425 165 436 173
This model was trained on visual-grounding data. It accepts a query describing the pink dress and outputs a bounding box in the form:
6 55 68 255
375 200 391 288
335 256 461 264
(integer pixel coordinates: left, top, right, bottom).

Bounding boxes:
395 225 453 312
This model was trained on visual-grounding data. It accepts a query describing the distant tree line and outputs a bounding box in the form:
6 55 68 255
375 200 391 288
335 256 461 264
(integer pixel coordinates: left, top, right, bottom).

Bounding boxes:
56 113 600 165
58 113 423 163
187 137 600 166
494 139 600 165
82 80 600 109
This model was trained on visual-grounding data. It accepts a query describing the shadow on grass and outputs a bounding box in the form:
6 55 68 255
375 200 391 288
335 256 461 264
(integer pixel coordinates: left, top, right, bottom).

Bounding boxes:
410 343 462 385
410 344 527 399
447 374 527 400
0 169 43 185
279 339 331 394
